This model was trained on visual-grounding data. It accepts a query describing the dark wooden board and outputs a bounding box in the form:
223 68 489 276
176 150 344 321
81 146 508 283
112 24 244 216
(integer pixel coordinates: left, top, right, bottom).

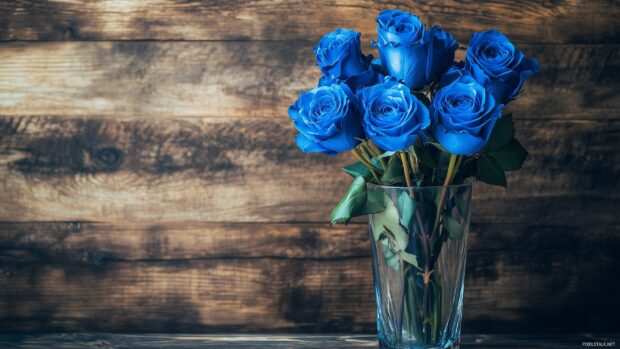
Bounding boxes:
0 42 617 119
0 222 370 261
0 116 618 224
1 0 619 44
0 0 619 336
0 222 617 333
0 333 617 349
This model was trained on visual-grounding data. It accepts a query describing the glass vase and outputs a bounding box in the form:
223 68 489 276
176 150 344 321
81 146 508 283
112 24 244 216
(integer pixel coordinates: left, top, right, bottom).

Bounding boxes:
369 183 472 349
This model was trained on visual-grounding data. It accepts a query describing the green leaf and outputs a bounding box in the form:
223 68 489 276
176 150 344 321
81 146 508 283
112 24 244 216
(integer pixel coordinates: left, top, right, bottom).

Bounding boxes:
371 193 408 251
476 153 507 187
488 138 528 171
385 226 409 253
366 187 385 208
443 214 463 240
342 161 372 180
378 151 397 159
437 150 453 170
330 177 385 225
381 155 405 185
397 191 416 229
484 113 514 151
455 193 469 218
451 158 476 185
401 251 422 270
380 239 401 271
418 146 438 169
428 142 448 152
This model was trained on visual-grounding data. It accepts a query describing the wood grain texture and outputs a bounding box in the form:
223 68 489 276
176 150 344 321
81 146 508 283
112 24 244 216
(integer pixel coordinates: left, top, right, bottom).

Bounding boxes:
0 222 370 262
0 222 617 333
0 42 617 119
0 116 618 224
1 0 619 44
0 0 618 336
0 334 615 349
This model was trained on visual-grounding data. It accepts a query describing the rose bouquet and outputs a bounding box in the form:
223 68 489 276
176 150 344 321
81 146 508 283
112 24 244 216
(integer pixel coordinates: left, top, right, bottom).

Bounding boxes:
288 9 539 349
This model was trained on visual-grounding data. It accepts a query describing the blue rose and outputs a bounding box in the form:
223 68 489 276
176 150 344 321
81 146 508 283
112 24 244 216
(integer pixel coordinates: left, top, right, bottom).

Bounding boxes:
288 83 363 155
314 28 376 91
431 74 503 155
373 9 458 90
466 30 540 104
358 78 430 151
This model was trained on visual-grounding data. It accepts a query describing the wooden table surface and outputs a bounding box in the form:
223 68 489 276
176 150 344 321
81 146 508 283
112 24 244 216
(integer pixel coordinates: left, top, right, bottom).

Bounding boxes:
0 334 617 349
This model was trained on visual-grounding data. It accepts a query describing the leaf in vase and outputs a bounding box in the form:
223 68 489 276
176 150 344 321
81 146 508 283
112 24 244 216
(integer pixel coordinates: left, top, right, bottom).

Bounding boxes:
401 251 422 270
331 176 385 224
455 193 469 218
380 238 402 271
371 192 408 250
487 138 528 171
385 226 409 252
397 191 416 229
484 113 514 151
443 213 463 240
476 153 507 187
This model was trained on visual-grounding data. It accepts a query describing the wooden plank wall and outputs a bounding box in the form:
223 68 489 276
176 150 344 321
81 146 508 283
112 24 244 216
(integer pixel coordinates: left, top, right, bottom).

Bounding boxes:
0 0 618 334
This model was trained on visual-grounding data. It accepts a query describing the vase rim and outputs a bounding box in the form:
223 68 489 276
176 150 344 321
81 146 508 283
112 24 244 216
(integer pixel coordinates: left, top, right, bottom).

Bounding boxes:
367 181 472 190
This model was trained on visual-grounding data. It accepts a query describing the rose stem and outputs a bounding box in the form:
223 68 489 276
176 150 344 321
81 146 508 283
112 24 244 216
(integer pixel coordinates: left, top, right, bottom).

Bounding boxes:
454 155 463 172
399 152 414 190
401 151 433 339
408 151 418 176
351 148 381 183
432 155 464 260
366 141 387 170
431 154 458 239
360 142 387 174
413 153 456 342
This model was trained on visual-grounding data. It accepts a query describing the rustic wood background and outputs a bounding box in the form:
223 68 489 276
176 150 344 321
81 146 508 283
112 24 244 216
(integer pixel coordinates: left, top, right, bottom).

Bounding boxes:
0 0 619 334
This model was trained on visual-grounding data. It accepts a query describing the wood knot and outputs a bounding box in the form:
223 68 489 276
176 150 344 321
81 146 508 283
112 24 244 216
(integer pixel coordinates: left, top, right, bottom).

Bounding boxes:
92 147 123 170
87 251 104 266
62 27 75 40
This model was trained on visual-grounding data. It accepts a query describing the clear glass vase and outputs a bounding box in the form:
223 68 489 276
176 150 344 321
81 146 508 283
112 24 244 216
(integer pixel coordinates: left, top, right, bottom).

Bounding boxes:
369 183 472 349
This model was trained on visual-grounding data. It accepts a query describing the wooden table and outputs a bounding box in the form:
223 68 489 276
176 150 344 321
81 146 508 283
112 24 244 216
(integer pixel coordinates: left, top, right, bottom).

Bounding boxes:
0 334 617 348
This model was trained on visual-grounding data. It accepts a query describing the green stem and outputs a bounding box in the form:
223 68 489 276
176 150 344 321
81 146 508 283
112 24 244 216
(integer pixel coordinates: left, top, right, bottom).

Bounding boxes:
358 144 382 173
399 152 413 189
351 148 380 183
424 154 459 344
431 154 458 238
366 141 387 170
430 272 442 342
454 155 463 173
408 150 418 176
451 155 464 182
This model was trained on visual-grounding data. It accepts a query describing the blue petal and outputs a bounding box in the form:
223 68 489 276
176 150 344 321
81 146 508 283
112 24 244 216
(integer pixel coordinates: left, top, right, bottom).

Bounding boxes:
370 132 419 152
378 43 428 89
434 124 486 155
295 134 333 155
